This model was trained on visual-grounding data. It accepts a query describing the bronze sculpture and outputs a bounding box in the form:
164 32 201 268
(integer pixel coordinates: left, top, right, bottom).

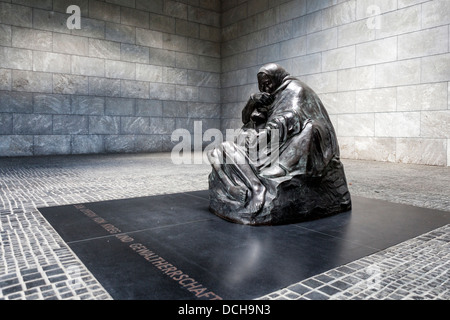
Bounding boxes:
208 63 351 225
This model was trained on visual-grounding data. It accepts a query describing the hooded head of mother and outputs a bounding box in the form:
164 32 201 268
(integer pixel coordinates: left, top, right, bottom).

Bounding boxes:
257 63 290 94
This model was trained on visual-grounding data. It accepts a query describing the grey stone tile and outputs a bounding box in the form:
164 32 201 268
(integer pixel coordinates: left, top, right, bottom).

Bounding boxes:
33 94 71 114
34 135 71 155
13 114 52 134
0 91 33 113
53 74 89 95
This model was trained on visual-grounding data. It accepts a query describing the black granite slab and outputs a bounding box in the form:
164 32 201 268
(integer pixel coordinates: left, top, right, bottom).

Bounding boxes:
38 191 450 300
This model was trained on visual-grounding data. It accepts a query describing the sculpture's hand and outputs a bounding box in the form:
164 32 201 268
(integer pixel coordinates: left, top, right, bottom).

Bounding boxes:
244 129 270 151
253 92 274 106
242 98 257 124
260 92 274 106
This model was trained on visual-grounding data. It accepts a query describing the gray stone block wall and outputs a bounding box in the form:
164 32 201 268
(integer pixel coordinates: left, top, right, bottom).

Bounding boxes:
1 0 449 166
0 0 221 156
221 0 450 166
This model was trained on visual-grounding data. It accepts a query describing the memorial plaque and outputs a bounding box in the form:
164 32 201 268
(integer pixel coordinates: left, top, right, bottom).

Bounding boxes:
39 191 450 300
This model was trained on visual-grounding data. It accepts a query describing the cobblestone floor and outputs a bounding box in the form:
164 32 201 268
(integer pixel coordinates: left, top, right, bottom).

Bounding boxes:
0 153 449 300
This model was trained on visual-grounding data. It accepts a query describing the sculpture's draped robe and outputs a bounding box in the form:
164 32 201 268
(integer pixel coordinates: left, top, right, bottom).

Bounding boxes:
208 65 351 225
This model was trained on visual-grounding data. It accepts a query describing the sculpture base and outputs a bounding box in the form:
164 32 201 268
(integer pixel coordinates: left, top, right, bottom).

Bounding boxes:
208 159 352 226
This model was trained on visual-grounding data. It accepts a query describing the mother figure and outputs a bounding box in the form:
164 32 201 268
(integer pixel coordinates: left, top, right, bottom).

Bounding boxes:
207 63 351 225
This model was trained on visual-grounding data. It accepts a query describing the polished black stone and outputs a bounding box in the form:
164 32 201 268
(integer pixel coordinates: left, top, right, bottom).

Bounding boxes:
38 191 450 300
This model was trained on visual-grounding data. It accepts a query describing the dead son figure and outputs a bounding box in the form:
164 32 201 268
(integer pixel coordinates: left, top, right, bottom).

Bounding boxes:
207 63 352 226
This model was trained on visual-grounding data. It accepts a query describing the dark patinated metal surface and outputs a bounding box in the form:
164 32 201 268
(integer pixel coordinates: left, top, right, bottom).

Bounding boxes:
208 63 351 225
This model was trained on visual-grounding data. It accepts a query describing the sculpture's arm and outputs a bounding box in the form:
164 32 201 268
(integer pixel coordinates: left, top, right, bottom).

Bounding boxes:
242 93 274 124
265 111 302 143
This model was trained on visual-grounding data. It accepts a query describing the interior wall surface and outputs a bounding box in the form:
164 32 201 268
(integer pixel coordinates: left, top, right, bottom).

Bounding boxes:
221 0 450 166
0 0 221 156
